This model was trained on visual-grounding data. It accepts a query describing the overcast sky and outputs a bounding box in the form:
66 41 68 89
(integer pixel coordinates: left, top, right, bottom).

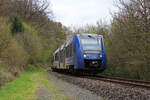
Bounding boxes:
50 0 118 27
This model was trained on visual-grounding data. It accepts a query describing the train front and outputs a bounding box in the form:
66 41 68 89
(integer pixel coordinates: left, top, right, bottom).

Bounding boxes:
79 34 107 73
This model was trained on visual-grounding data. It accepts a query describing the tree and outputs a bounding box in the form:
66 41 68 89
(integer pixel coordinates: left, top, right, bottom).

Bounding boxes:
11 16 24 35
109 0 150 80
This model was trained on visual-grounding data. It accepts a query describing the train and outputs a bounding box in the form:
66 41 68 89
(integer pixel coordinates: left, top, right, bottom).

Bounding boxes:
52 33 107 74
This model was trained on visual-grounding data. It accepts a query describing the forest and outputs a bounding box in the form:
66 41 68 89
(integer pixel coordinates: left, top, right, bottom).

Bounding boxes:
0 0 150 87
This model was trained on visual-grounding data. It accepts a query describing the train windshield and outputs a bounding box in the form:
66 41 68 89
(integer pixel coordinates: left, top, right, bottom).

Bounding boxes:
80 37 102 51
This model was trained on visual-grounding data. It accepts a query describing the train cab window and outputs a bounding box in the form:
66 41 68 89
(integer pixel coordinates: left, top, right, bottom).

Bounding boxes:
80 37 102 51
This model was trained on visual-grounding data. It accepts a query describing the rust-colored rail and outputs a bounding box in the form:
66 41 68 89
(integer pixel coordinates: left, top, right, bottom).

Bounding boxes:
82 76 150 89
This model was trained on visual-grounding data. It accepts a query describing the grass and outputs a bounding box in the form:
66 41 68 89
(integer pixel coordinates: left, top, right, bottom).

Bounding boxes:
0 70 69 100
0 72 37 100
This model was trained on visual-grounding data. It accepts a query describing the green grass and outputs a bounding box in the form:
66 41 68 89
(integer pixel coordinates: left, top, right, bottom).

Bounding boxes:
0 72 37 100
0 71 69 100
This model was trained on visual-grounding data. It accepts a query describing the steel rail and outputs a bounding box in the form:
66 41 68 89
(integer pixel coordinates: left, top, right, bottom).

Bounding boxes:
82 76 150 89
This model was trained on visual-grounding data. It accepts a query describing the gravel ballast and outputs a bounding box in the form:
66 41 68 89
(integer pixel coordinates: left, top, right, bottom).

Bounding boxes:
51 72 150 100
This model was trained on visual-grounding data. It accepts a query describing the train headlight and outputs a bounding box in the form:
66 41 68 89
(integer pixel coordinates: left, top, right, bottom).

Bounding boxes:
100 55 102 58
84 54 87 58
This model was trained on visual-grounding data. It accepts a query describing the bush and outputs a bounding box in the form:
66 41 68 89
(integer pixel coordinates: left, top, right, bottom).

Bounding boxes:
0 62 14 86
0 17 11 54
14 23 43 66
24 63 42 72
0 69 14 85
1 39 29 71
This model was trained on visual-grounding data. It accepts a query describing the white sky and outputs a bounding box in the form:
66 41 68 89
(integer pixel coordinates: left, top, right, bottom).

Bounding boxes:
49 0 118 27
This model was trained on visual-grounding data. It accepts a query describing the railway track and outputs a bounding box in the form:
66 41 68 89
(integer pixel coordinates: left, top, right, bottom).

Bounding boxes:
82 76 150 89
51 70 150 89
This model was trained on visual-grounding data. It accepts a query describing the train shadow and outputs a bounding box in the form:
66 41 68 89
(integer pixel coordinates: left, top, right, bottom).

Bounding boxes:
50 68 104 78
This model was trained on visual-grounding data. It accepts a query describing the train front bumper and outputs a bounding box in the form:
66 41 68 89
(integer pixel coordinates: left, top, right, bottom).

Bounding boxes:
82 53 105 71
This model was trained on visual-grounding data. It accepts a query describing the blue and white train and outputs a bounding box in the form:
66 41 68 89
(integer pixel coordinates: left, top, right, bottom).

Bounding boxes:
52 33 107 74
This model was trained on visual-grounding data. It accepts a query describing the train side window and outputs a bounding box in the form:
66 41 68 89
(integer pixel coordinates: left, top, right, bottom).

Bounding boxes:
54 55 56 61
61 50 64 62
60 50 63 62
60 51 61 62
69 44 71 57
66 46 68 57
63 49 65 60
55 53 58 61
67 46 69 57
65 43 72 58
68 45 70 57
68 46 70 57
70 43 72 57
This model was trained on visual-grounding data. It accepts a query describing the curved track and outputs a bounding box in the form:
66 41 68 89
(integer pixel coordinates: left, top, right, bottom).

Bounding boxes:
82 76 150 89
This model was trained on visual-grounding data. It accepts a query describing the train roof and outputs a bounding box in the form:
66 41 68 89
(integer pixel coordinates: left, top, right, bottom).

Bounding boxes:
54 48 60 54
76 33 103 37
60 44 65 50
77 33 103 38
53 44 65 55
65 38 73 47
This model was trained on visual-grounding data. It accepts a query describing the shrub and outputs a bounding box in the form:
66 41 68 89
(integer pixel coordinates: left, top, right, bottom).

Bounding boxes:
0 62 15 85
15 23 43 65
0 17 11 54
1 39 29 72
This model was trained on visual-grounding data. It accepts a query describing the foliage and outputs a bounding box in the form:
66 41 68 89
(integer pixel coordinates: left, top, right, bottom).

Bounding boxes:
108 0 150 81
11 16 24 35
0 17 29 73
0 17 11 54
0 0 66 85
1 39 29 72
1 0 65 68
21 23 42 64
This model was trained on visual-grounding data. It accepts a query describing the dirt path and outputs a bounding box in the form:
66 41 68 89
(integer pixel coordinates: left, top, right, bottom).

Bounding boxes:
36 86 51 100
34 72 69 100
34 74 51 100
